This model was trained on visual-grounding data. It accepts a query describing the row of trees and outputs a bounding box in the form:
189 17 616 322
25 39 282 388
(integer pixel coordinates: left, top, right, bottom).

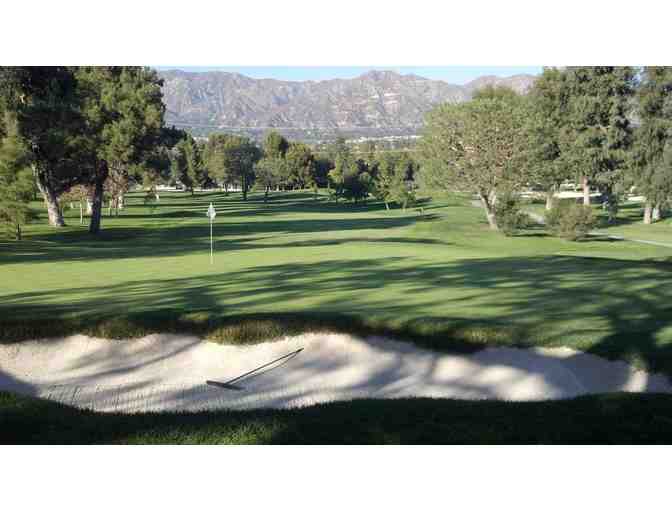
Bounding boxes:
0 66 169 235
420 66 672 229
325 138 418 208
9 66 668 238
202 130 418 209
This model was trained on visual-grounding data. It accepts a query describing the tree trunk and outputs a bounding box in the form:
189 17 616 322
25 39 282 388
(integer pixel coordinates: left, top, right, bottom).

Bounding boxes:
479 192 498 230
264 186 269 203
86 199 93 216
16 223 21 241
37 179 65 227
653 204 661 222
545 186 556 211
79 202 83 225
242 176 247 201
89 162 108 234
582 176 590 206
385 201 390 211
643 202 653 224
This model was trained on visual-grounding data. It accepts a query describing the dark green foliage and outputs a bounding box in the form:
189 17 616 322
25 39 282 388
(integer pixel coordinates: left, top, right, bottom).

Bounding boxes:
75 66 166 233
284 142 316 189
254 156 283 201
262 130 289 159
0 114 36 239
493 193 529 236
328 154 373 203
371 152 417 210
559 67 636 205
204 134 261 199
545 200 596 241
0 67 90 227
632 67 672 223
172 135 206 194
523 68 571 202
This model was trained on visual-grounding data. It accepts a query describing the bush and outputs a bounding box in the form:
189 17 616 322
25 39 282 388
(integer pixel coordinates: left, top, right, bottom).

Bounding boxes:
545 201 596 241
493 193 528 236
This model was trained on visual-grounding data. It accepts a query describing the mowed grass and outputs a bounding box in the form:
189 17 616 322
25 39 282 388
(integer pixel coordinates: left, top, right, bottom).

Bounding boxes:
526 199 672 245
1 190 672 373
3 390 672 444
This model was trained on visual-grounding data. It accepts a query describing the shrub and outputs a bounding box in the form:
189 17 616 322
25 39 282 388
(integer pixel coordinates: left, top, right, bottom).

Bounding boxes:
545 201 596 241
493 193 528 236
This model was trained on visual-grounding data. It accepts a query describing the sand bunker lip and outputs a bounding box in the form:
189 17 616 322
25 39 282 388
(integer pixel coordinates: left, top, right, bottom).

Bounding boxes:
1 332 670 413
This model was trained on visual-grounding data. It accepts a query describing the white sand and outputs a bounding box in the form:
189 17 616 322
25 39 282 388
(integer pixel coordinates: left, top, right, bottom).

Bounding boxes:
0 332 669 413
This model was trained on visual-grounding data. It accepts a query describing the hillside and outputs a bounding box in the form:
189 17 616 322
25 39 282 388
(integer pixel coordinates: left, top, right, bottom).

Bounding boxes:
158 69 537 140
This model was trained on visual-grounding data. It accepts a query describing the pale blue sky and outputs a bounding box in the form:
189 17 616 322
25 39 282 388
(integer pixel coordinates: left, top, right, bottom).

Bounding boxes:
155 66 542 84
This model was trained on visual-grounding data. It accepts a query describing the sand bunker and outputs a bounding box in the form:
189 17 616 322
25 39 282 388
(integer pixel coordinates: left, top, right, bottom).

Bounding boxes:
1 332 670 413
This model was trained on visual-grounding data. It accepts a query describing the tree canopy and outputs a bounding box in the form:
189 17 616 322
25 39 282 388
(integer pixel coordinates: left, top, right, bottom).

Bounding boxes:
419 87 526 229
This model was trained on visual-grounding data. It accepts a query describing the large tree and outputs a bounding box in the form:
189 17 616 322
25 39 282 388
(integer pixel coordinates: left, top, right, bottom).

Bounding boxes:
254 156 284 202
76 66 165 234
262 130 289 160
0 66 88 227
220 135 261 200
205 133 260 196
371 152 416 210
419 86 526 229
253 130 291 199
632 67 672 224
523 67 572 210
172 135 205 195
559 67 636 214
284 142 316 189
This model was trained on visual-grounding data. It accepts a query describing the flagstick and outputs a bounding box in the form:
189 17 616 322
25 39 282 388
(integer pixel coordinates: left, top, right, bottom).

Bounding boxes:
207 202 216 265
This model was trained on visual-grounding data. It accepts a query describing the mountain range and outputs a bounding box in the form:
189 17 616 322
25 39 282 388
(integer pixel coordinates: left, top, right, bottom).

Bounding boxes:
158 69 537 140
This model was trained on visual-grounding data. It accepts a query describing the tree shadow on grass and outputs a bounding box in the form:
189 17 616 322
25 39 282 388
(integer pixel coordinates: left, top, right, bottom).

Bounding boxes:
2 254 672 376
0 214 427 265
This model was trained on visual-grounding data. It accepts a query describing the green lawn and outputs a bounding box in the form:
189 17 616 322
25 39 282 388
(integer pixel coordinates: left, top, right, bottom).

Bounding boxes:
3 390 672 444
594 202 672 244
2 190 672 374
526 199 672 245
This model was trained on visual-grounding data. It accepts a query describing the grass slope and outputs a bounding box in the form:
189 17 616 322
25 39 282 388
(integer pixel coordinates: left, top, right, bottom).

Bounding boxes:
1 190 672 374
3 390 672 444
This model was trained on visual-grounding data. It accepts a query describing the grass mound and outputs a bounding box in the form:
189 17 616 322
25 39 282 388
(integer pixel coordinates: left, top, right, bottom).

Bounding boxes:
0 310 534 354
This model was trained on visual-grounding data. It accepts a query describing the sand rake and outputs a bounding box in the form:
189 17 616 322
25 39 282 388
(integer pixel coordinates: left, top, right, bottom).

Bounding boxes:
206 347 304 391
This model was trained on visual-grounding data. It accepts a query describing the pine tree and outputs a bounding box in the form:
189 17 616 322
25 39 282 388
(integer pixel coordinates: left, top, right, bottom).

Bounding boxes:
559 67 636 219
523 67 571 210
76 66 166 234
0 66 87 228
632 67 672 224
